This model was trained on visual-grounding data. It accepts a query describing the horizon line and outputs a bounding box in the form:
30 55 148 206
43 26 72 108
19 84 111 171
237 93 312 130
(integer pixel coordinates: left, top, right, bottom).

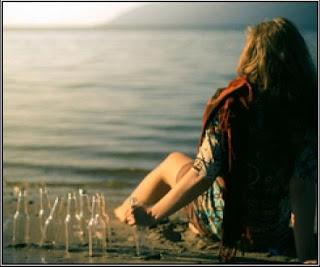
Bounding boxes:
4 23 316 31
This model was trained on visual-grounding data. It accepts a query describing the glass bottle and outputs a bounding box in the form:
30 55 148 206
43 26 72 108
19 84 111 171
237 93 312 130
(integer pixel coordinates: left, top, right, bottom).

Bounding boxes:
65 192 84 252
99 193 112 244
88 195 107 257
54 196 67 249
78 189 91 245
130 196 147 256
38 187 51 236
40 197 59 247
12 188 30 246
29 205 41 245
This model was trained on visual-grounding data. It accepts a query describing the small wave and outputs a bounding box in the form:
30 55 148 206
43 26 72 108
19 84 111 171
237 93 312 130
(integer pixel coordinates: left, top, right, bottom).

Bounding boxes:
4 161 150 179
149 124 200 132
93 150 167 160
4 144 169 160
4 144 93 152
4 178 135 190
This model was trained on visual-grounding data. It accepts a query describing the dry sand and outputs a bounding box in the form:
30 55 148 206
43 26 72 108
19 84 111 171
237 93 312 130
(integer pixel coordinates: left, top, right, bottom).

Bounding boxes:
3 183 299 264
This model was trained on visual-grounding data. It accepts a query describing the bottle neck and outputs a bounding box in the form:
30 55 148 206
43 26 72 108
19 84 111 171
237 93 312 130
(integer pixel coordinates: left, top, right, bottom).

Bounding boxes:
101 197 106 215
67 193 78 216
17 189 28 214
48 197 59 219
39 187 50 211
95 195 102 217
39 188 43 210
57 197 65 219
79 193 84 217
91 196 97 219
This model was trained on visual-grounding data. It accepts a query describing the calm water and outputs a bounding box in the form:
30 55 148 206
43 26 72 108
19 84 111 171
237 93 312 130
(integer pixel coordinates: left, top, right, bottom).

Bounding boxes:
3 29 317 186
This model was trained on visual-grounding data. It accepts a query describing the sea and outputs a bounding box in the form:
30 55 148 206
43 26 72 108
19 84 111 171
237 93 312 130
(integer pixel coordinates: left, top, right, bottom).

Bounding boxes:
3 28 317 188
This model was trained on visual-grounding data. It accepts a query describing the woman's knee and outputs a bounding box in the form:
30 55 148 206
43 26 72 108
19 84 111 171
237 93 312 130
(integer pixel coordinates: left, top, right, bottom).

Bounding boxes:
163 152 193 171
166 151 191 162
160 151 192 186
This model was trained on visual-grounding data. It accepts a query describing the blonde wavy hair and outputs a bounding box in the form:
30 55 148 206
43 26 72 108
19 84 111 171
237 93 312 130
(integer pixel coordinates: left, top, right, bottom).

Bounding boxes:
237 17 317 129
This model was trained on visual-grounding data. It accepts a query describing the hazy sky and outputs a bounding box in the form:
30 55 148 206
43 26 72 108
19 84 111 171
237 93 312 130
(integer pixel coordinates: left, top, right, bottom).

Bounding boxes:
3 2 145 27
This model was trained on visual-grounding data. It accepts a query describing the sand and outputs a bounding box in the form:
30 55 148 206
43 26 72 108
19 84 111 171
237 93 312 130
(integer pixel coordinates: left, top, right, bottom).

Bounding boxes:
2 182 299 264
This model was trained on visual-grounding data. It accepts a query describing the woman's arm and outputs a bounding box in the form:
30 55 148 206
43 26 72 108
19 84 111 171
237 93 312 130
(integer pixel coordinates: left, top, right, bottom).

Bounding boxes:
150 168 211 221
128 117 223 226
128 169 212 226
289 131 317 262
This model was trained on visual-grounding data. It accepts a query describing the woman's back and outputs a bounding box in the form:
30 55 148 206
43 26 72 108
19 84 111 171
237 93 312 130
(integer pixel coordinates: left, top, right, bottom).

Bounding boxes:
234 17 317 251
245 97 293 249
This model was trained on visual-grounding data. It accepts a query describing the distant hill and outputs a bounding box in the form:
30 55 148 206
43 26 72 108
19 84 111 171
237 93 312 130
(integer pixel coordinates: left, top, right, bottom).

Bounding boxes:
105 2 317 30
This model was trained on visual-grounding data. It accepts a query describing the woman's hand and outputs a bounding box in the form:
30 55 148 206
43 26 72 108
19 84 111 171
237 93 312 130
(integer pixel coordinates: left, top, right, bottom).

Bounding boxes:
127 204 157 227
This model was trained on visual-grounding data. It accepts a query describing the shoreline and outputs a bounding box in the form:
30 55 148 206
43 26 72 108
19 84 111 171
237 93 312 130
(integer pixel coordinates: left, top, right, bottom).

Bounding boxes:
3 183 298 264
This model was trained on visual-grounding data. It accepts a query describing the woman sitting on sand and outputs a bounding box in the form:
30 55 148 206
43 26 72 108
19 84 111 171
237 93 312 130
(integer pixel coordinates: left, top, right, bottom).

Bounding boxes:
115 17 317 263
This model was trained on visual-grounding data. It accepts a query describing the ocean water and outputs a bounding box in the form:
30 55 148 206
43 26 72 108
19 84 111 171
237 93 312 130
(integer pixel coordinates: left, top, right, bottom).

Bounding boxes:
3 29 317 187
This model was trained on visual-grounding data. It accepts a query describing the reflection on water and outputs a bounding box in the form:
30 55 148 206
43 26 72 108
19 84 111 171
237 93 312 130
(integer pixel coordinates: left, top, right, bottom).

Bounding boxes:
3 29 317 185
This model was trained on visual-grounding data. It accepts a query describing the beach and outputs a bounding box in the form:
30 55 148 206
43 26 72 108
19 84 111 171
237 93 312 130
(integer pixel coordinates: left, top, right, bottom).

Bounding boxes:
3 182 299 264
3 28 316 264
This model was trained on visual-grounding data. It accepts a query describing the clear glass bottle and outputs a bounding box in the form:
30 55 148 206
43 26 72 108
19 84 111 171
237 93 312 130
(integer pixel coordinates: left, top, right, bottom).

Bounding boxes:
38 187 51 236
78 189 91 245
88 195 107 257
54 196 67 249
40 197 59 247
130 196 147 256
65 192 84 252
29 206 41 246
99 193 112 244
12 188 30 246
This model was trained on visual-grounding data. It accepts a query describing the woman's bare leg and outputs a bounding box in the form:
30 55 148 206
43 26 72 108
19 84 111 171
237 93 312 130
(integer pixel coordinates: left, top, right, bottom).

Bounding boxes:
290 175 317 262
114 152 192 222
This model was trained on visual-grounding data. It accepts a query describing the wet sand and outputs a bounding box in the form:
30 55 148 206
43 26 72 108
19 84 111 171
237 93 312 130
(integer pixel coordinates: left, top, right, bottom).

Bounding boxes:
3 183 299 264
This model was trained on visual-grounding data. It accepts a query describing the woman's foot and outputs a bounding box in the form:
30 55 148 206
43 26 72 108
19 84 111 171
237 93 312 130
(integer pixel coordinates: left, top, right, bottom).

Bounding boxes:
114 204 129 223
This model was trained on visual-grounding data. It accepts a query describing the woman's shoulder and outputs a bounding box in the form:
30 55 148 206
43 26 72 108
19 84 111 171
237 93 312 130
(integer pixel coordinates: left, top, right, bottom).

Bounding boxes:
210 76 253 101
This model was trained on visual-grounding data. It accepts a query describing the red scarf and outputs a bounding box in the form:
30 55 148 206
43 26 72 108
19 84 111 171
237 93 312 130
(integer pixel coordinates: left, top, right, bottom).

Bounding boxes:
197 76 254 261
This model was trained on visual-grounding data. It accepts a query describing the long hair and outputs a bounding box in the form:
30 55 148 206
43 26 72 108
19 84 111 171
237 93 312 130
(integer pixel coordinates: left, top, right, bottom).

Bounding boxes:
237 17 317 131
